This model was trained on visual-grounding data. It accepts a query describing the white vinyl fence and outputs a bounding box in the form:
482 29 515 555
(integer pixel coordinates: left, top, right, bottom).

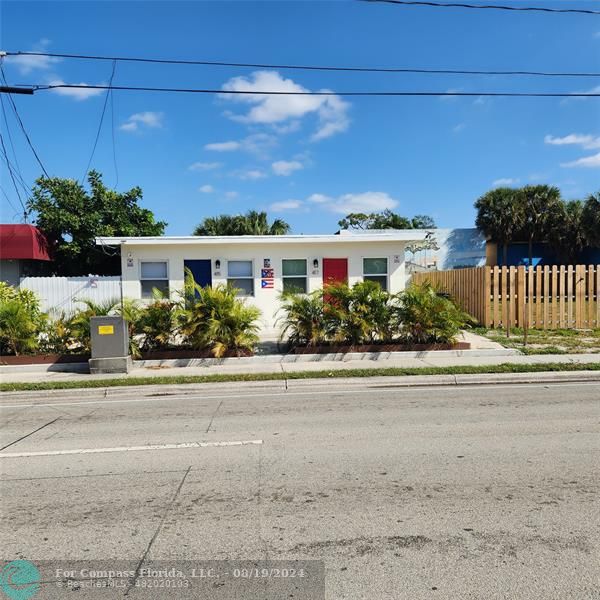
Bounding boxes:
20 276 122 315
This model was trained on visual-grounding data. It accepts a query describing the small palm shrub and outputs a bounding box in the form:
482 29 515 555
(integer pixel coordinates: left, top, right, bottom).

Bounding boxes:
394 282 473 344
137 298 179 351
38 313 76 354
323 281 394 345
178 283 261 357
0 284 45 355
0 299 39 355
277 289 326 346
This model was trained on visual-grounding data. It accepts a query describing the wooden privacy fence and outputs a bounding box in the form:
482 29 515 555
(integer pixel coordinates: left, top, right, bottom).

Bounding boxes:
412 265 600 329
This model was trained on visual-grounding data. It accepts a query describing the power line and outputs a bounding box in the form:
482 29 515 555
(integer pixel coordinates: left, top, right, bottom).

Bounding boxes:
5 51 600 78
0 184 22 220
109 85 119 189
32 84 600 98
0 94 30 193
0 64 50 178
0 131 27 219
81 60 116 183
360 0 600 15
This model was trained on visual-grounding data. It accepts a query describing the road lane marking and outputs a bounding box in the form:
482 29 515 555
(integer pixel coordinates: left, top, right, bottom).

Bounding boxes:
0 439 263 459
0 380 599 409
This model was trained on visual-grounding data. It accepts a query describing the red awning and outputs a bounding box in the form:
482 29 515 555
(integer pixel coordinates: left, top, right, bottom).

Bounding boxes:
0 224 51 261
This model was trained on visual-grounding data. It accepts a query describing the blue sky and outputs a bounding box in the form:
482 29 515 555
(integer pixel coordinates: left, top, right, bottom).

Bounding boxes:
1 0 599 235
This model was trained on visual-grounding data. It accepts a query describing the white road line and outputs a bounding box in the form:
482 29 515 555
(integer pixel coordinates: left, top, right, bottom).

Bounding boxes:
0 439 263 459
0 380 598 410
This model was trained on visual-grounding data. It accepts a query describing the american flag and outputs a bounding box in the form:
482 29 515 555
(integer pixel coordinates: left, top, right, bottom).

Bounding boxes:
261 279 274 289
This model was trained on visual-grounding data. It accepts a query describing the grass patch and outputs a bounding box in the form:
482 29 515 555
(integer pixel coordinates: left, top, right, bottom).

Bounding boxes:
1 362 599 392
475 327 600 355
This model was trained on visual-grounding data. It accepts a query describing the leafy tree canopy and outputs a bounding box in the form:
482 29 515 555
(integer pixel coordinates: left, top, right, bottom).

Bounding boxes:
338 210 436 231
193 210 290 236
28 171 166 275
582 191 600 248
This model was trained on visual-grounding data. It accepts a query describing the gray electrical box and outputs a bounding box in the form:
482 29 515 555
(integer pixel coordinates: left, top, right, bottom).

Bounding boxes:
89 316 132 374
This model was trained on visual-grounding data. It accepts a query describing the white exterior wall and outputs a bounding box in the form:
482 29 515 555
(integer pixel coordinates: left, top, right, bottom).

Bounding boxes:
20 276 122 315
120 241 407 337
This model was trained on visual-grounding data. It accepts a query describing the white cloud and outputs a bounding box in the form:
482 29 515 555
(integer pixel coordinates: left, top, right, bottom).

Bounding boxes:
270 200 304 212
307 193 330 204
307 191 398 215
204 133 277 156
188 161 222 171
120 111 164 132
47 79 104 101
544 133 600 150
234 169 267 180
453 123 466 133
272 160 303 176
492 178 520 186
6 39 61 74
561 152 600 168
224 191 239 199
220 70 350 141
199 185 214 193
204 140 241 152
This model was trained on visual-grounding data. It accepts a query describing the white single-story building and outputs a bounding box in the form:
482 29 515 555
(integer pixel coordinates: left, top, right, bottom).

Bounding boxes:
96 230 429 337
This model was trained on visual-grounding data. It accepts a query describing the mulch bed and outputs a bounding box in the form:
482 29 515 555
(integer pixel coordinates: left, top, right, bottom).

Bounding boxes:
291 342 471 354
138 349 254 360
0 354 90 366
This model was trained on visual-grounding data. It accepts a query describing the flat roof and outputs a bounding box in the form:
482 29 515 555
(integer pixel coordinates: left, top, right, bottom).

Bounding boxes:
96 231 429 246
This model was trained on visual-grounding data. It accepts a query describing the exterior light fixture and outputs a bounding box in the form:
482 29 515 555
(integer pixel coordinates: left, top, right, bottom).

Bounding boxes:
313 259 319 270
215 259 221 270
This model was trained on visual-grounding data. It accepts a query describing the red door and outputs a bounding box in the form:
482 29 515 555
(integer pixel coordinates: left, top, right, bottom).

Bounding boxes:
323 258 348 286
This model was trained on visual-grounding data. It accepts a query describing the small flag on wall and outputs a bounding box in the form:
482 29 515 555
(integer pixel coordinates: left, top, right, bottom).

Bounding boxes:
261 279 274 289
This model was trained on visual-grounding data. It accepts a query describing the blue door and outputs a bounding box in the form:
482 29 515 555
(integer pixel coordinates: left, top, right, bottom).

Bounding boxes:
184 260 212 294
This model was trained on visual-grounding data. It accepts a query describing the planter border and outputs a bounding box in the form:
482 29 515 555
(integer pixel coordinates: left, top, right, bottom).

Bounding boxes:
291 342 471 355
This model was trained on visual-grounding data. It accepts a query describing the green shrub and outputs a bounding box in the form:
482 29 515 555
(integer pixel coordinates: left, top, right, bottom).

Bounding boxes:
395 282 473 344
323 281 394 345
136 298 179 351
38 313 76 354
178 283 261 357
0 283 45 355
277 289 326 346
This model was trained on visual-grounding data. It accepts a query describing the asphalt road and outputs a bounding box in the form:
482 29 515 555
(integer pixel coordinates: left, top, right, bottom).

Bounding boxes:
1 380 599 599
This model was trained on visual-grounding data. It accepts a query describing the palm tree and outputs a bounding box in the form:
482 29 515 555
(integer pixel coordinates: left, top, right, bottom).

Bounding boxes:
474 187 522 266
547 200 586 264
515 185 562 266
582 191 600 248
193 211 290 236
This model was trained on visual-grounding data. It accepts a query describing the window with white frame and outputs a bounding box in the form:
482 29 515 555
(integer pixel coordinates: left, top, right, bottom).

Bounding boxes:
140 261 169 298
363 257 388 290
227 260 254 296
282 259 307 293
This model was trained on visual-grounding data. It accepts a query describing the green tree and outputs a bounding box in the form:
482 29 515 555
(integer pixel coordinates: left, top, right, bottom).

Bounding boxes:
547 200 586 264
474 187 522 266
337 210 436 231
193 210 290 236
515 185 563 265
582 191 600 248
28 171 166 275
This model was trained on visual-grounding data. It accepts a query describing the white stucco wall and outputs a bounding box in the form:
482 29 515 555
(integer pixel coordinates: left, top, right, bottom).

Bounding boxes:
118 240 407 338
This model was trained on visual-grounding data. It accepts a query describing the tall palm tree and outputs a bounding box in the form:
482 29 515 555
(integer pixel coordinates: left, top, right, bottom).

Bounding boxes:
515 185 562 265
193 211 290 236
474 187 521 265
582 191 600 249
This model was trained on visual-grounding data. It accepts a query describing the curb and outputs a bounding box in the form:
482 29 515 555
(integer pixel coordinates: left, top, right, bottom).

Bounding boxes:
0 348 519 375
1 370 598 402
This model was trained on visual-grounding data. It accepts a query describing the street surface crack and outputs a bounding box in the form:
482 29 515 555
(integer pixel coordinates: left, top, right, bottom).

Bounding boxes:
0 417 60 451
126 465 192 594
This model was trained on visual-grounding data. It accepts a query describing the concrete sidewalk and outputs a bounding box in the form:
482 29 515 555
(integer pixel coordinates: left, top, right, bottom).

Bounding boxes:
1 349 599 385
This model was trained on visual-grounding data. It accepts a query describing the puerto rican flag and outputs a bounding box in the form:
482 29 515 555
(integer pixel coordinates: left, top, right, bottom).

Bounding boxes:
261 279 274 289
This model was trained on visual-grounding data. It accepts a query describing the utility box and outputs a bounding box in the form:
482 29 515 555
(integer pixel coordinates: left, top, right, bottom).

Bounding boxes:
89 316 132 374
